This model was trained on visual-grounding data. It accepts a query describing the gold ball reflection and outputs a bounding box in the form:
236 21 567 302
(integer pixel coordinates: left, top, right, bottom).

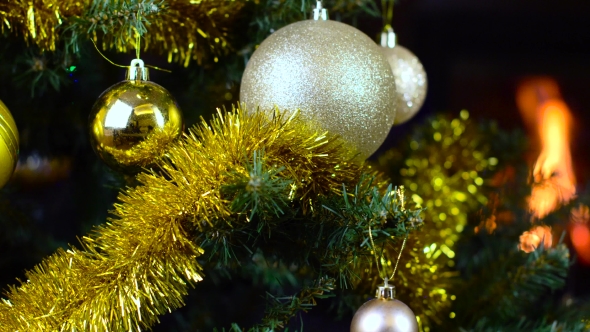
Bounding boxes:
89 80 183 174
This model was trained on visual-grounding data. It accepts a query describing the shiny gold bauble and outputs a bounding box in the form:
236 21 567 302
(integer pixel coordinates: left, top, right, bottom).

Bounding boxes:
0 99 19 188
89 61 183 173
351 283 418 332
380 28 427 125
240 18 397 159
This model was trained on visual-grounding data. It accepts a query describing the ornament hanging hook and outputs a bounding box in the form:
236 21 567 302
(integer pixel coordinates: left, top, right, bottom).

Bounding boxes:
380 0 396 48
313 1 328 20
380 26 397 49
376 277 395 300
127 58 149 81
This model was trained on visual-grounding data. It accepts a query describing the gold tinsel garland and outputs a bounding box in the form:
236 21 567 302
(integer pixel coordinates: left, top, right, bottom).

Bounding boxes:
0 107 363 331
0 107 446 331
0 0 245 66
371 111 501 331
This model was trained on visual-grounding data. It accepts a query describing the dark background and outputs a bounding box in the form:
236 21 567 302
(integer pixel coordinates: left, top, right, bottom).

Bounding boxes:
1 0 590 330
377 0 590 180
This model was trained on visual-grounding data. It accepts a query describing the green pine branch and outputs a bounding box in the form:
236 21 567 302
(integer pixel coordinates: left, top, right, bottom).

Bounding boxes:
456 243 570 327
196 152 422 330
222 150 291 223
255 277 336 331
2 0 381 93
463 318 589 332
313 179 422 287
0 41 73 97
65 0 167 53
213 278 335 332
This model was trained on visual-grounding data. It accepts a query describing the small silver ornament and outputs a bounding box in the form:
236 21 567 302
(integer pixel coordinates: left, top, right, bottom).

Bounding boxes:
240 1 397 159
380 27 427 125
350 279 418 332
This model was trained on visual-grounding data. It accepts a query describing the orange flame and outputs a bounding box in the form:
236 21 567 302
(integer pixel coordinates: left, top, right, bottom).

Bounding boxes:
516 78 590 262
517 79 576 219
570 205 590 264
518 225 553 253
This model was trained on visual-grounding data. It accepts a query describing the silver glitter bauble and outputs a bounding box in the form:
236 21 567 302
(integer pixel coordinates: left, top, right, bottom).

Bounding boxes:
380 28 427 125
240 18 397 159
350 282 418 332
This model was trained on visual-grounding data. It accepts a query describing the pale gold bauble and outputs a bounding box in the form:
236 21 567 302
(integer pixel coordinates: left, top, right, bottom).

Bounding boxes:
240 17 397 159
0 99 19 188
89 60 183 174
351 282 418 332
380 29 427 125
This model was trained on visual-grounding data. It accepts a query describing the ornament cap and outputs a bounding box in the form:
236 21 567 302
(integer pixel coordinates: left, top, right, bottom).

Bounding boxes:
313 1 328 20
375 277 396 300
126 58 150 81
380 26 397 48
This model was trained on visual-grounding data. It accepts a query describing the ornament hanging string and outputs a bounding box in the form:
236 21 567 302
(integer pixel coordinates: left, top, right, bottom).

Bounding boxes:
135 26 141 60
90 39 127 68
369 225 408 282
381 0 395 29
90 38 171 73
89 11 171 73
368 186 408 282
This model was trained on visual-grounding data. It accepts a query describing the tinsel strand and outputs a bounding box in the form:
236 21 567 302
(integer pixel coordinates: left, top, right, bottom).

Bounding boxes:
0 107 363 331
0 0 245 66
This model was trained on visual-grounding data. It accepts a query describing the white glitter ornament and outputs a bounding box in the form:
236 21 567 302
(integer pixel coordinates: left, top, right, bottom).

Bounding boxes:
351 279 418 332
240 1 397 159
380 27 427 125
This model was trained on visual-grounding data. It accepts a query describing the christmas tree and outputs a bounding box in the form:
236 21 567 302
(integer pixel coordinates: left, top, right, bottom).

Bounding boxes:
1 1 590 331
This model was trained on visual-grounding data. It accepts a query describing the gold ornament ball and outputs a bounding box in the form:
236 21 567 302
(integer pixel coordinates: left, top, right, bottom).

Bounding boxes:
240 18 397 159
89 63 183 173
381 45 427 125
351 298 419 332
0 99 19 188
